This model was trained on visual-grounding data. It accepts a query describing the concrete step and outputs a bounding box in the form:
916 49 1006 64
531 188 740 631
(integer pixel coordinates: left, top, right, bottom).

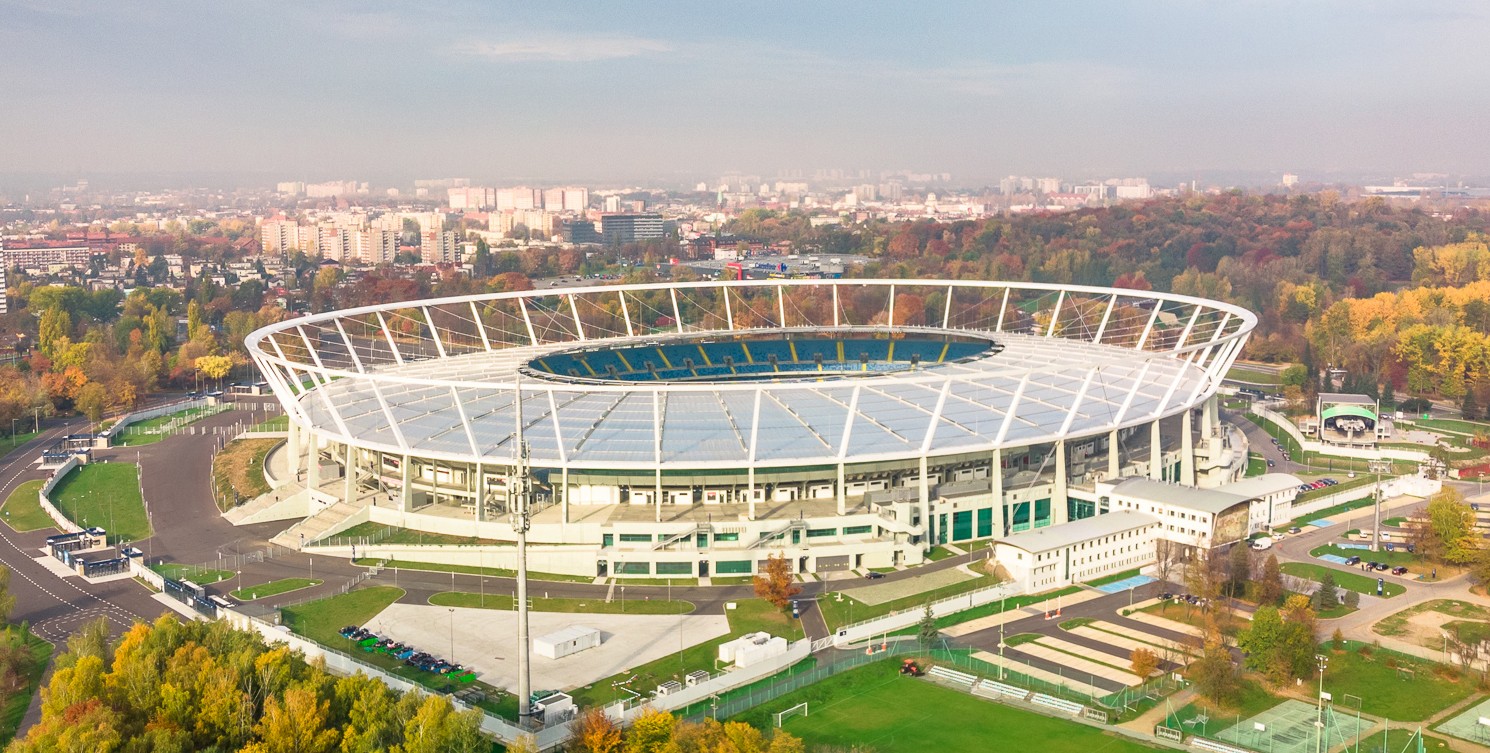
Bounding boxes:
269 501 361 550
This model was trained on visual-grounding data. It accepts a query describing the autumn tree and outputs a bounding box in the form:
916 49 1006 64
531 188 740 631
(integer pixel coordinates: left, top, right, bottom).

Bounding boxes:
1130 647 1160 679
569 707 623 753
1258 554 1284 605
753 552 802 609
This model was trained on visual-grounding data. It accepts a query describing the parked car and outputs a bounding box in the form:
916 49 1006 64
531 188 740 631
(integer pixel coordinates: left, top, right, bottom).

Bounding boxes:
1373 562 1390 571
1391 566 1409 576
1288 526 1302 535
865 571 885 580
1267 460 1275 467
1345 555 1361 565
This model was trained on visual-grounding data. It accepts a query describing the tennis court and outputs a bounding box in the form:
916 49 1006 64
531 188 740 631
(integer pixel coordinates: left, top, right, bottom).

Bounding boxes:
1215 699 1369 753
1434 696 1490 745
1318 554 1350 565
1308 518 1337 528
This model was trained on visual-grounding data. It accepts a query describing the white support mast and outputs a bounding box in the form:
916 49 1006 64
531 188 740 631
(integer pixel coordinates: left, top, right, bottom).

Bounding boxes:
513 376 533 720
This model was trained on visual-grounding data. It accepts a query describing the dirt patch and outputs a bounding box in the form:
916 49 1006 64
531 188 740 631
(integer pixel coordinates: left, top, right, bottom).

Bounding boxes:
1374 600 1490 648
213 438 279 511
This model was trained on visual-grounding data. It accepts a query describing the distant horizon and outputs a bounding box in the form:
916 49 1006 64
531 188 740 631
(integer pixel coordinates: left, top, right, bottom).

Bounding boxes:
3 1 1487 185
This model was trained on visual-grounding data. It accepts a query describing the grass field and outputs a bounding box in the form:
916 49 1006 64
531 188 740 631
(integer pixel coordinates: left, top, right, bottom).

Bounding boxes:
736 659 1164 753
213 438 278 511
1227 366 1285 385
0 480 52 532
1296 475 1378 503
1309 544 1419 567
1248 453 1268 477
1280 562 1406 597
252 414 289 431
0 628 53 747
0 430 41 462
569 599 802 709
1324 641 1475 721
49 462 151 543
1374 600 1490 638
232 577 322 600
115 405 222 446
333 521 509 547
1288 497 1376 529
150 562 234 584
1163 678 1277 732
430 590 692 614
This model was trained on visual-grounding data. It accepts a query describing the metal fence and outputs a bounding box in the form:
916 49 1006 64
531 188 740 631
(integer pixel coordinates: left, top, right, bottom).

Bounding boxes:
307 525 394 550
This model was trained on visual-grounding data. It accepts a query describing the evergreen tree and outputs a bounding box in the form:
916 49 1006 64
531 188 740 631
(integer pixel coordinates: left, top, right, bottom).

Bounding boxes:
1313 570 1338 612
918 602 938 647
1259 554 1284 605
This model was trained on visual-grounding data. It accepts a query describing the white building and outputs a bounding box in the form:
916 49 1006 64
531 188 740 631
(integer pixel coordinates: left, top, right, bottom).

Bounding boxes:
1099 477 1252 554
994 510 1158 591
533 625 601 659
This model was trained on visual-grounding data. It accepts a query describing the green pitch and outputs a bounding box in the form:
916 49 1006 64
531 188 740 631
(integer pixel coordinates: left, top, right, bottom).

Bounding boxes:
757 661 1162 753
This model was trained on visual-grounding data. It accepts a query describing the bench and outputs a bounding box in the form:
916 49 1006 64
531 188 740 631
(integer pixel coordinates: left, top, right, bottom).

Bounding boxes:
927 666 978 687
972 679 1030 701
1191 738 1247 753
1030 693 1084 715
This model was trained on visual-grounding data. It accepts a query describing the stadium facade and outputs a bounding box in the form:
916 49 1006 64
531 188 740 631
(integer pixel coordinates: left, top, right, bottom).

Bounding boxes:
247 279 1256 579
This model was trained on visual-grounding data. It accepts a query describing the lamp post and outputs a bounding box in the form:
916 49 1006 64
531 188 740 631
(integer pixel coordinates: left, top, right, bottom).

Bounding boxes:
1314 654 1329 753
448 607 455 663
10 418 16 446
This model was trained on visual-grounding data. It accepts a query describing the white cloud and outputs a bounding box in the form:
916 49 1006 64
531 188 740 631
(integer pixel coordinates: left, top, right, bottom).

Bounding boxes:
452 34 674 63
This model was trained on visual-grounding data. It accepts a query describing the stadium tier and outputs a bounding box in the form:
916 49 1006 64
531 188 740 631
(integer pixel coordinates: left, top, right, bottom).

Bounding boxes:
247 279 1256 579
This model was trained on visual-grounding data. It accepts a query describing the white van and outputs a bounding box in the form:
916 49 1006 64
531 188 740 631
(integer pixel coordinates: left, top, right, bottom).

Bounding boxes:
1250 537 1274 551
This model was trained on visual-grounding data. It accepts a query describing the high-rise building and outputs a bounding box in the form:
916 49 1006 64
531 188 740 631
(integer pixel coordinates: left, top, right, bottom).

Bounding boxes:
496 187 541 211
354 230 399 264
598 213 664 245
420 230 459 263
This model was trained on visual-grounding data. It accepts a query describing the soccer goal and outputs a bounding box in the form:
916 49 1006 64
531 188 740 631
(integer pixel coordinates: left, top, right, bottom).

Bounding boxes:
774 702 809 728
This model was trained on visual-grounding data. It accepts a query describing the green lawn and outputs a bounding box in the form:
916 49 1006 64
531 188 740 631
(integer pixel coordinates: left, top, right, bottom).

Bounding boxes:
1086 568 1142 587
0 430 41 462
429 590 693 614
1361 729 1460 753
818 572 1000 630
1323 641 1476 721
0 480 53 532
932 585 1081 630
331 521 509 547
213 438 277 510
1163 678 1278 733
150 562 234 584
924 546 958 561
1374 600 1490 638
1227 366 1284 385
1247 453 1268 477
1280 562 1406 597
357 557 591 583
232 577 322 601
1297 475 1378 503
115 406 223 446
0 628 53 747
1289 497 1376 529
568 599 802 709
1309 544 1419 567
1412 418 1490 435
252 414 289 431
736 659 1165 753
49 462 151 543
1382 517 1407 528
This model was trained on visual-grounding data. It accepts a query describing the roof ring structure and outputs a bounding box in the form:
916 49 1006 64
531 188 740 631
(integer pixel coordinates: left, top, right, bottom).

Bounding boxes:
246 279 1256 472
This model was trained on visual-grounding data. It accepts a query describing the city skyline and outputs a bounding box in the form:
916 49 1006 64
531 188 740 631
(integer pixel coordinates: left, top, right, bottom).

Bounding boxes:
3 1 1489 185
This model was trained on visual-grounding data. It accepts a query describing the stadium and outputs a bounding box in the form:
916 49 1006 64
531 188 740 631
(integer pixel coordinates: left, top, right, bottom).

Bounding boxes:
245 279 1257 579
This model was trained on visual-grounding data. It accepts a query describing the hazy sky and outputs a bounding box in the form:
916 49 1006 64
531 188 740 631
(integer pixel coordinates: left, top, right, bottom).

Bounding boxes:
3 1 1488 185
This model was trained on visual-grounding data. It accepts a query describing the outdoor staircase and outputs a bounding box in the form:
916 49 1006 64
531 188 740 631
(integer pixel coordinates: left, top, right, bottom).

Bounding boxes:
269 501 362 550
653 523 710 551
749 520 807 549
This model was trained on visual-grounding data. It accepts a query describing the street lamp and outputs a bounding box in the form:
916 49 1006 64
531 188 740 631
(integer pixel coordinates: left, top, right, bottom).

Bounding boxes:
1314 654 1329 753
448 608 456 663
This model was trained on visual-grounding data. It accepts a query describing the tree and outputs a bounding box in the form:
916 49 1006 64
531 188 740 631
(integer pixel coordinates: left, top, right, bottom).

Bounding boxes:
1342 589 1359 609
917 602 937 647
625 707 676 753
1228 544 1252 597
1312 570 1338 612
1130 647 1160 678
753 552 801 609
569 707 623 753
1423 489 1478 564
0 567 14 625
195 354 234 385
1258 554 1284 605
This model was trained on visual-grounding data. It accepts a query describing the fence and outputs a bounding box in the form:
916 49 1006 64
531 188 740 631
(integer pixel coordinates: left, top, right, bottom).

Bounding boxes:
104 398 215 439
307 524 395 550
1252 408 1429 464
36 455 84 533
832 579 1025 646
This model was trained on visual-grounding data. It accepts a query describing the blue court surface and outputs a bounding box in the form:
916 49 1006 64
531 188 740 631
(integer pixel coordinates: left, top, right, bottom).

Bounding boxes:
1307 518 1335 528
1337 543 1370 550
1318 554 1349 565
1095 574 1156 593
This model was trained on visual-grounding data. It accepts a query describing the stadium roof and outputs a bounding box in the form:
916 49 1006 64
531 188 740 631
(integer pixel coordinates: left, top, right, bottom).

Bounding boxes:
250 279 1255 471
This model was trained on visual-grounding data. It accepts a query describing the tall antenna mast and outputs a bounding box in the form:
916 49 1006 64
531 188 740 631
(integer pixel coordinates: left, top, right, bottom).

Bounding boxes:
514 375 533 721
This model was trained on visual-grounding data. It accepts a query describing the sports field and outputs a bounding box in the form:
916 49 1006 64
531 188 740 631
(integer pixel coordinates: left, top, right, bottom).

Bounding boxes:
747 660 1162 753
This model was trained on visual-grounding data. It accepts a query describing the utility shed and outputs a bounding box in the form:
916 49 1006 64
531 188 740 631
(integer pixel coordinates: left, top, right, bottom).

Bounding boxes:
534 625 602 659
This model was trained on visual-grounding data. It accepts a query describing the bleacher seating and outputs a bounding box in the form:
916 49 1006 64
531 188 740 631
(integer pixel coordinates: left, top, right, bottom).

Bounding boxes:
528 336 992 383
1029 693 1084 715
926 666 977 687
